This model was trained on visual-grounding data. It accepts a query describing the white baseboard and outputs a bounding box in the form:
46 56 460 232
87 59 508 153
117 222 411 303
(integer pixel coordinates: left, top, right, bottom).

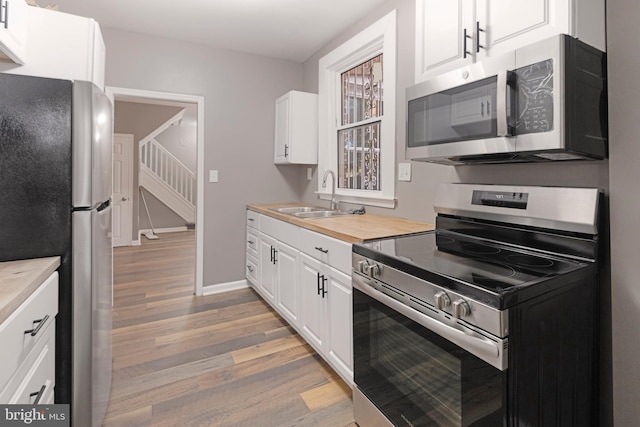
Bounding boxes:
132 239 141 246
203 279 249 295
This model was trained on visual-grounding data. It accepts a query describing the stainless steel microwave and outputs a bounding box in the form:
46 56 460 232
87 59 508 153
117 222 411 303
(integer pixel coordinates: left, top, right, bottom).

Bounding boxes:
406 35 607 165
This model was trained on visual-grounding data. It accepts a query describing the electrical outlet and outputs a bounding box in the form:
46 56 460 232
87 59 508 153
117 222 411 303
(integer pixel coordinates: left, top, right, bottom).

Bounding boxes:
398 163 412 182
209 170 219 183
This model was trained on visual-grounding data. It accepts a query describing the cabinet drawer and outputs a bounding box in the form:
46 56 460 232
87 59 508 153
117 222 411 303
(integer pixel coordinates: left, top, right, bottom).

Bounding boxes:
260 215 300 248
246 227 259 258
247 210 260 229
246 254 258 286
1 321 55 404
0 272 59 391
299 229 352 275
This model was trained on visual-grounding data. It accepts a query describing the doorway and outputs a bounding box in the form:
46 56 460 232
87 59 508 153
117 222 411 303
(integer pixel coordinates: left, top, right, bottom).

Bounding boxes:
105 86 205 296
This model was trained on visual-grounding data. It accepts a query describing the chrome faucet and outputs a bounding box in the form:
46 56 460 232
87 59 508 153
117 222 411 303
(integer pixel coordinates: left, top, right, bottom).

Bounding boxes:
322 170 338 210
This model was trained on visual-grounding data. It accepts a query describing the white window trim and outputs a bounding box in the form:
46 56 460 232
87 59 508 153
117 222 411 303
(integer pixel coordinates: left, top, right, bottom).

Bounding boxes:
317 10 397 209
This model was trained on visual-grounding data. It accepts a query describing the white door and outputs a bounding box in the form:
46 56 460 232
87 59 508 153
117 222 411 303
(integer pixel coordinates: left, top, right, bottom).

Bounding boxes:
299 253 326 351
416 0 475 82
275 242 300 327
482 0 567 58
259 234 277 303
326 266 354 381
112 133 134 247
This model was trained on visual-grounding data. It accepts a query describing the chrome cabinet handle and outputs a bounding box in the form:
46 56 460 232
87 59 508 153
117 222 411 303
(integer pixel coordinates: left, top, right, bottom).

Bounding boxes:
476 21 485 52
24 315 49 337
463 28 472 58
284 144 289 158
1 1 8 30
30 385 46 405
314 246 328 254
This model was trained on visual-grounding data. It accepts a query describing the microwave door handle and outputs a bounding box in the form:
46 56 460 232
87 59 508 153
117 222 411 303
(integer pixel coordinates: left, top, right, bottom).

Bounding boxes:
497 70 517 137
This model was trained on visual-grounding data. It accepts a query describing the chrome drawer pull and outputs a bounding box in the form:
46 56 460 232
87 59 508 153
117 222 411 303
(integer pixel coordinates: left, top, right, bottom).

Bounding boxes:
315 246 329 254
24 314 50 337
30 385 46 404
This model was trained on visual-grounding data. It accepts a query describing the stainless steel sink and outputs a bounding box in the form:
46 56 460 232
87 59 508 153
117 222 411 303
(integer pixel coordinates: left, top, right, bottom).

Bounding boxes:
292 210 350 219
270 206 325 214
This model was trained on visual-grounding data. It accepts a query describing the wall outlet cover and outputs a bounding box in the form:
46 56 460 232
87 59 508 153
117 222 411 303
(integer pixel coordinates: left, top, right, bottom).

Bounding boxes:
209 170 219 183
398 163 411 182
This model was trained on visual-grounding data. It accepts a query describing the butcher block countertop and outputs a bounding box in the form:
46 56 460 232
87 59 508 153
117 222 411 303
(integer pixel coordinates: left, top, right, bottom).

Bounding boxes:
0 257 60 325
248 203 434 243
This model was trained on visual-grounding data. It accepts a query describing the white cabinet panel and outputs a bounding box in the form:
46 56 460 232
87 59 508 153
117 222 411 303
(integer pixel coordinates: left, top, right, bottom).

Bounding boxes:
415 0 605 82
0 7 105 89
274 91 318 165
258 235 277 303
275 241 299 325
326 267 353 380
299 253 325 350
0 0 28 64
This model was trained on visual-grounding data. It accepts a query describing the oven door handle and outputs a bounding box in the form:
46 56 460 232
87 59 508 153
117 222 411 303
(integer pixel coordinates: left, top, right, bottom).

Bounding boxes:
354 276 506 370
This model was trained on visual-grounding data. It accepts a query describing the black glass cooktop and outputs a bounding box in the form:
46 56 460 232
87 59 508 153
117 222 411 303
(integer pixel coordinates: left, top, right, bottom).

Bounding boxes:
354 230 591 307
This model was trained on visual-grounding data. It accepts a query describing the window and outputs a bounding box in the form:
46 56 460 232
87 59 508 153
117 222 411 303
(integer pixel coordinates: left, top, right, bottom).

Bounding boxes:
318 10 397 208
339 54 383 191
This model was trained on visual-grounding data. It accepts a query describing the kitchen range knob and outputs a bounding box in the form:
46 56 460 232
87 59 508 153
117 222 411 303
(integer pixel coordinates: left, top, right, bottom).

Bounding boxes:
452 299 471 319
368 263 382 278
434 291 451 310
358 260 370 274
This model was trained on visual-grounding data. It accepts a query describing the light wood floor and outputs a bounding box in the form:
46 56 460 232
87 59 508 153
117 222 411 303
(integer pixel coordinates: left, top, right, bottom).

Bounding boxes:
103 231 356 427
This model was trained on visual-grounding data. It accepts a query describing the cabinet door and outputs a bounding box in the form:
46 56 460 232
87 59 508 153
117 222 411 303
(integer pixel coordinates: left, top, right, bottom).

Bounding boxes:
415 0 475 82
258 234 276 303
326 267 353 384
274 94 290 163
299 253 326 351
275 242 299 327
0 0 28 64
481 0 570 58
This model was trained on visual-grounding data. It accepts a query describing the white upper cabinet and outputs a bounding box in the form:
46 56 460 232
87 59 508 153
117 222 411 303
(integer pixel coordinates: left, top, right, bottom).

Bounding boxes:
274 90 318 165
415 0 606 83
0 0 28 64
0 7 106 89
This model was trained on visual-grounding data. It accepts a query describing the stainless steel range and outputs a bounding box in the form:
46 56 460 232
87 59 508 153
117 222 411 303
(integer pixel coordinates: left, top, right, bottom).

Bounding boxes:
352 183 601 427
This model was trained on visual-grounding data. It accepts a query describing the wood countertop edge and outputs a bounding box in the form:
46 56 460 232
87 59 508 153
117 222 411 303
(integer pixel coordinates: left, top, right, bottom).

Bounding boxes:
0 257 61 325
247 203 434 243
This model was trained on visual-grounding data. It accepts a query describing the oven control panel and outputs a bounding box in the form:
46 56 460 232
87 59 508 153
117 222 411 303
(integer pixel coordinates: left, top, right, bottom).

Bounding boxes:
352 253 509 339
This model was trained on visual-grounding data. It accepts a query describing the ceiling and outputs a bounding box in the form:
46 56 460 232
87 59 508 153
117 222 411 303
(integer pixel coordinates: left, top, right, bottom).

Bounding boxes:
45 0 388 63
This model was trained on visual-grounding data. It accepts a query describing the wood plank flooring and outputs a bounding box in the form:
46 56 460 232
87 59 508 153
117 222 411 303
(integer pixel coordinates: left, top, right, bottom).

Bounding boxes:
104 231 356 427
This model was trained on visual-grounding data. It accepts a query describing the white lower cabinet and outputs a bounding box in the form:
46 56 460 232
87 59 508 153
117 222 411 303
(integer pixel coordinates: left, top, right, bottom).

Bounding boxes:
246 210 353 385
299 253 353 384
0 271 58 404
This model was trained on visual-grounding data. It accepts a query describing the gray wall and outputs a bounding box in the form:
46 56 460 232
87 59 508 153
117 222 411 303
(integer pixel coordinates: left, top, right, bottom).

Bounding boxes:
301 0 613 424
113 101 185 237
607 1 640 425
103 28 307 285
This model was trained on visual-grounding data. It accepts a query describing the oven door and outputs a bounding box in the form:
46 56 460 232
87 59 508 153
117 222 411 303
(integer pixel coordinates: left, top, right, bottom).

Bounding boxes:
353 285 506 427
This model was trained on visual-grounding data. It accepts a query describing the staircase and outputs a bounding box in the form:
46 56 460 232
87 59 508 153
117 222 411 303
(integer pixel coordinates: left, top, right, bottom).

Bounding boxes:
139 109 196 224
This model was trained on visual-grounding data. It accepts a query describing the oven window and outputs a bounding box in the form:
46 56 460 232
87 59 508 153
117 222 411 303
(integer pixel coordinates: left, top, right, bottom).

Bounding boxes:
354 289 505 426
408 76 498 148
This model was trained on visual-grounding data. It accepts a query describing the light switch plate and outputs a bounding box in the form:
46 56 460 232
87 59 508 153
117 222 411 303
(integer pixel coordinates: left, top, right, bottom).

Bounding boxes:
398 163 411 182
209 170 219 183
307 168 313 180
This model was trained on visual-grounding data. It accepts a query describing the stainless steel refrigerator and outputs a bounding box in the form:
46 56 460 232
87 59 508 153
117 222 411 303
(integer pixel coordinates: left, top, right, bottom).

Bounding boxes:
0 73 113 427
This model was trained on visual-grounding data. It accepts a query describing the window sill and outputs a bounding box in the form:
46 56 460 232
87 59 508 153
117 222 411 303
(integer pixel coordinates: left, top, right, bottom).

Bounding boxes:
316 192 396 209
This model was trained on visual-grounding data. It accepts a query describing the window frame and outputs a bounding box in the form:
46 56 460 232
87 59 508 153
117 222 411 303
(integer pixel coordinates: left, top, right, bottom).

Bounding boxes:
318 10 397 208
